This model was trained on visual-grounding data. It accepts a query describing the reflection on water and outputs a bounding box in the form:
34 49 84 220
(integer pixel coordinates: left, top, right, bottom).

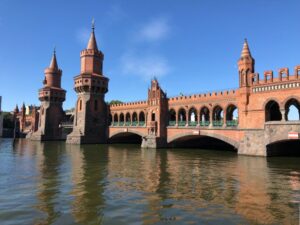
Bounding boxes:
0 139 299 225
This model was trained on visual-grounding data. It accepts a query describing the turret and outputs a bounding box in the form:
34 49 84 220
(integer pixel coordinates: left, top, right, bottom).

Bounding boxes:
238 39 255 87
80 20 104 75
43 49 62 88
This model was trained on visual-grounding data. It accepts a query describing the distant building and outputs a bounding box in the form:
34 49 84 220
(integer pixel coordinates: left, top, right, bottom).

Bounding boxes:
0 96 3 137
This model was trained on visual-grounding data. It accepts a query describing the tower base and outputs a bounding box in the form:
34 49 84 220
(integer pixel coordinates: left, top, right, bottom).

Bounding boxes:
141 135 166 149
30 131 66 141
66 130 106 145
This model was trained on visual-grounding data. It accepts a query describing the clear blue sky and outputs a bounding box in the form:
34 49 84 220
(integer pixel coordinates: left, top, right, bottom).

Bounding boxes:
0 0 299 111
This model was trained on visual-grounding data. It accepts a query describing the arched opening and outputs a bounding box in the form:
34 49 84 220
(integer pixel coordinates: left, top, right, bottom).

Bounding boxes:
119 113 124 126
213 105 223 127
226 105 238 127
168 109 176 126
125 112 131 126
108 114 112 125
188 107 197 126
139 111 145 126
285 98 300 121
200 106 210 126
267 140 300 156
169 135 236 152
113 114 118 126
109 132 142 144
265 100 282 122
132 112 138 126
178 108 187 127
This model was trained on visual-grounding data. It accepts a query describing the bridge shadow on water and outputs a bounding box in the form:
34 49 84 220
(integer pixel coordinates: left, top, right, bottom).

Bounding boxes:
169 136 236 152
108 132 142 145
267 140 300 157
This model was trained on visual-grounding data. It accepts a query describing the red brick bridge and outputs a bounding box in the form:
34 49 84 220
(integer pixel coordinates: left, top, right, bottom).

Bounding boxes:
108 41 300 156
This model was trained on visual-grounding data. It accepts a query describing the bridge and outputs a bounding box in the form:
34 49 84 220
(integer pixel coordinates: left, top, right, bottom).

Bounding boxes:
107 40 300 157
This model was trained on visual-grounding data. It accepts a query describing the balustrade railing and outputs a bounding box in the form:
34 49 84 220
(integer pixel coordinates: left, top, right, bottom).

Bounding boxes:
213 120 223 127
200 121 210 127
226 120 238 127
168 121 176 126
188 121 197 127
178 121 186 127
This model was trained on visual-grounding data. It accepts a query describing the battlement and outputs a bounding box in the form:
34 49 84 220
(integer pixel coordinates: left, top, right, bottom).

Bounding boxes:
250 65 300 87
109 100 148 111
168 89 237 104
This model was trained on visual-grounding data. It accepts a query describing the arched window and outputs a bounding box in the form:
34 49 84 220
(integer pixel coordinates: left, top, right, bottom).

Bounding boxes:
119 113 124 126
139 111 145 126
188 107 197 126
200 106 210 126
178 108 186 126
265 100 282 122
125 112 131 126
78 99 82 111
168 109 176 126
132 112 138 126
213 105 223 127
226 104 238 127
285 98 300 121
113 114 118 126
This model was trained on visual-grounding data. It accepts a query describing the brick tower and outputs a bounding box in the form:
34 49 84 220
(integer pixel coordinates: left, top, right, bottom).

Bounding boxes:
237 39 255 128
66 22 109 144
141 79 168 148
31 50 66 141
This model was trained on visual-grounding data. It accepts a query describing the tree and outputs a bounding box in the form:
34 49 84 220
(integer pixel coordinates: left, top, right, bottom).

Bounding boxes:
108 100 123 105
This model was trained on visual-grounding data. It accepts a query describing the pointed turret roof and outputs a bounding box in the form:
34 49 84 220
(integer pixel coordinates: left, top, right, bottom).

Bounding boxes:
14 104 19 114
87 19 98 50
241 39 252 58
49 48 58 70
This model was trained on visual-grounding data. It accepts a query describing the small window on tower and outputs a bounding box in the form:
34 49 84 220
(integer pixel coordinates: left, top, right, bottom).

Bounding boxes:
152 113 156 121
78 99 82 111
94 100 98 111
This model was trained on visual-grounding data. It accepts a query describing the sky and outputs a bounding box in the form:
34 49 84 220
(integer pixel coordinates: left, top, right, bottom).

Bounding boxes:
0 0 299 111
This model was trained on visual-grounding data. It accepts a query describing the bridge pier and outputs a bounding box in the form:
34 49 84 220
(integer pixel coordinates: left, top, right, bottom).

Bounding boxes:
141 135 167 149
238 130 267 156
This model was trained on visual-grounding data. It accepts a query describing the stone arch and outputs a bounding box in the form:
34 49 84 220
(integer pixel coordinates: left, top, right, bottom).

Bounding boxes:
119 113 125 125
168 108 176 126
109 129 146 139
167 131 239 149
188 107 197 126
200 106 210 126
265 100 282 122
132 112 138 125
284 98 300 121
139 111 146 126
177 108 187 126
113 114 118 124
125 112 131 125
77 98 83 112
226 104 238 126
212 105 223 126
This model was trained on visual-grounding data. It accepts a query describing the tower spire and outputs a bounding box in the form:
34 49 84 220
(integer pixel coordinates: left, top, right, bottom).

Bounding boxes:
87 19 98 50
49 47 58 70
241 38 252 58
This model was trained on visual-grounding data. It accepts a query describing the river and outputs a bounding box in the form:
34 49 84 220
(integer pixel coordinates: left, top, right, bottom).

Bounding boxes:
0 138 299 225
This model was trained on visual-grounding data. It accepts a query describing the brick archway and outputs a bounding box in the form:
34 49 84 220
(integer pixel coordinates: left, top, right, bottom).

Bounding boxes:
109 129 146 139
167 131 239 149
